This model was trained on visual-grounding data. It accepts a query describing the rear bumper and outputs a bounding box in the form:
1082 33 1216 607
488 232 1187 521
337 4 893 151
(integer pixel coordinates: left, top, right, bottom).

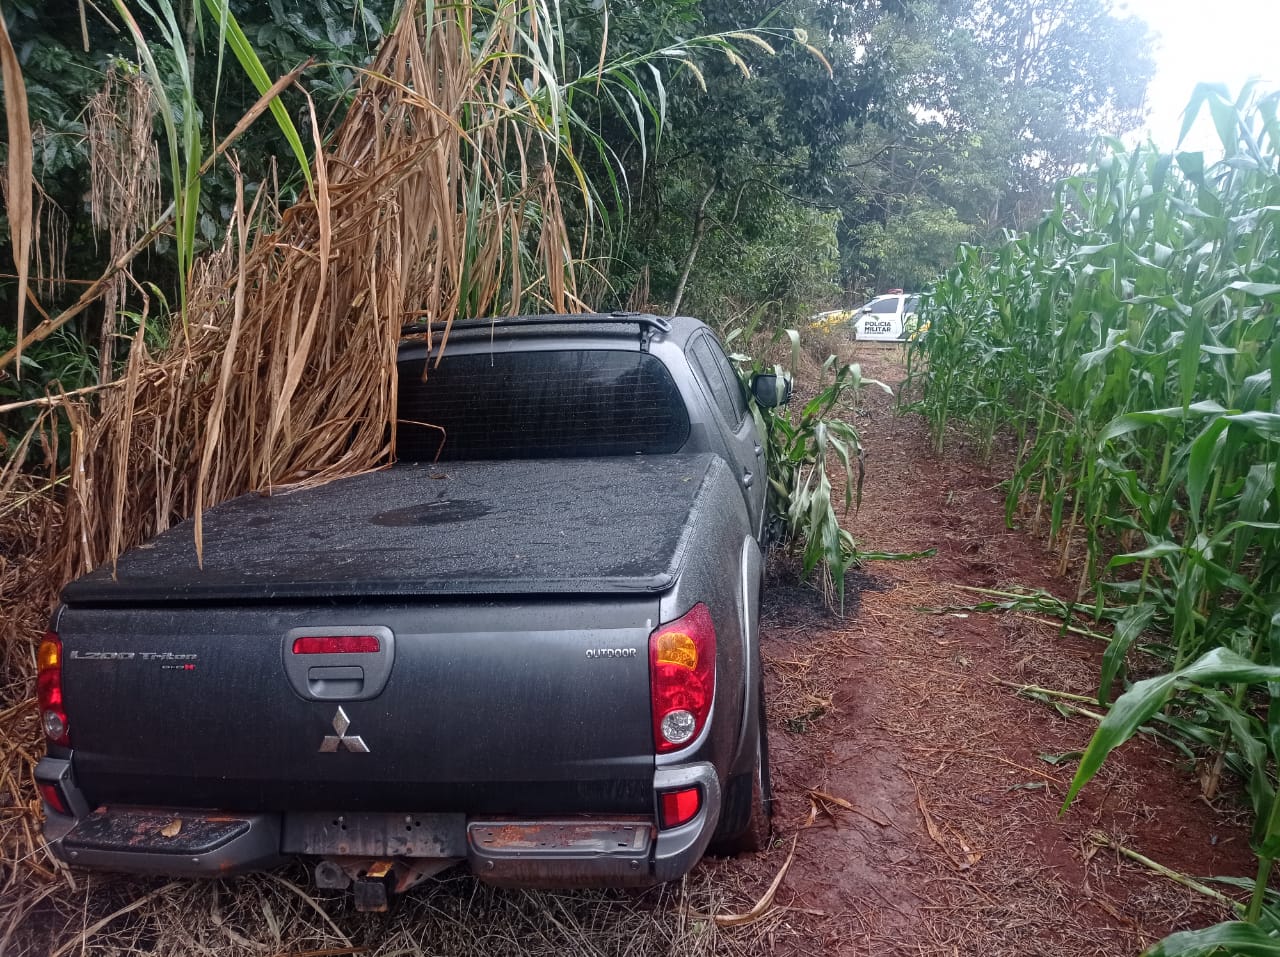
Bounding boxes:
37 757 720 887
468 763 721 887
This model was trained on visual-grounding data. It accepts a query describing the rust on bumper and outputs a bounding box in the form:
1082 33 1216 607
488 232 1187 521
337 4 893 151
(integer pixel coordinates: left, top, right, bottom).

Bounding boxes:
467 817 656 887
52 805 283 877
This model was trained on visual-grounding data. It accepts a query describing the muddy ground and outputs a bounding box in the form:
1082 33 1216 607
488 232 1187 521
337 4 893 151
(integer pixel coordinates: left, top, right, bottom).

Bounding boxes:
726 342 1255 955
10 344 1258 957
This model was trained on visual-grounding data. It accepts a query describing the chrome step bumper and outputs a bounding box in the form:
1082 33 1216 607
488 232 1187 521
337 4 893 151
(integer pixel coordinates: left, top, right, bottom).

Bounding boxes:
468 818 656 886
468 763 722 887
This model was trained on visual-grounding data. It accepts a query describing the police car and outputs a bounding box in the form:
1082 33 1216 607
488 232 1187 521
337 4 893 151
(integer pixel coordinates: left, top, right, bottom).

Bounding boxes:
848 291 922 341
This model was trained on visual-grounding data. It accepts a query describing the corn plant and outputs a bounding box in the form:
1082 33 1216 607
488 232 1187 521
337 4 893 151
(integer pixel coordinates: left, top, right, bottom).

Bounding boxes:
729 323 890 610
911 84 1280 950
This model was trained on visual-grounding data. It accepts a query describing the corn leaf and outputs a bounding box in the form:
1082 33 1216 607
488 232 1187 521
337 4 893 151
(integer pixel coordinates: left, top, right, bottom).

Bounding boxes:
1064 649 1280 812
1144 921 1280 956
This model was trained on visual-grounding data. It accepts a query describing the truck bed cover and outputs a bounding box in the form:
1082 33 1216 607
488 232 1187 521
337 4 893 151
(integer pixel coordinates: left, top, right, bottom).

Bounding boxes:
63 455 722 605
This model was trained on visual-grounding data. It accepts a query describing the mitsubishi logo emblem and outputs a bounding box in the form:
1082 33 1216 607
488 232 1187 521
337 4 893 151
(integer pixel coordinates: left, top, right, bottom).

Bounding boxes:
319 707 369 753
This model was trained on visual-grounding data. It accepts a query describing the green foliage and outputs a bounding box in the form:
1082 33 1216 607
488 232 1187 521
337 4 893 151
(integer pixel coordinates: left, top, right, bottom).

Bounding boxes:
729 322 889 609
109 0 203 318
202 0 313 192
851 203 972 292
4 0 1160 350
830 0 1155 294
0 0 394 327
648 187 842 325
1145 922 1280 957
1063 648 1280 809
0 328 96 400
914 84 1280 945
594 0 875 324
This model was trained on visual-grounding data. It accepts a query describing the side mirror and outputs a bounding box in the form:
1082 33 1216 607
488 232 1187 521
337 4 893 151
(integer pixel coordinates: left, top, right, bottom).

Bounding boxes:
750 372 793 409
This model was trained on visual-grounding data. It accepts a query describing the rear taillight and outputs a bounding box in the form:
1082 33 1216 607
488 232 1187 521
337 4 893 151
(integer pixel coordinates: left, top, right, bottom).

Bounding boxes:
292 635 381 655
37 631 70 747
649 604 715 753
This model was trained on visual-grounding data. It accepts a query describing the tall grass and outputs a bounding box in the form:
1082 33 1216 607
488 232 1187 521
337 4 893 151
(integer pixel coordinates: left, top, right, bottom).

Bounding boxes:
910 85 1280 950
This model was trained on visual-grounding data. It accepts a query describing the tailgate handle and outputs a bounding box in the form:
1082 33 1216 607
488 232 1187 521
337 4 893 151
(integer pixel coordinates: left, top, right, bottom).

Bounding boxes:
307 665 365 699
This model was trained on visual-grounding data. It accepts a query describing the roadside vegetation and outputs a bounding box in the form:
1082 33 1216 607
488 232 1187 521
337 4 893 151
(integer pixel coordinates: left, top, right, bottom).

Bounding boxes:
0 0 1157 591
911 85 1280 954
733 322 891 609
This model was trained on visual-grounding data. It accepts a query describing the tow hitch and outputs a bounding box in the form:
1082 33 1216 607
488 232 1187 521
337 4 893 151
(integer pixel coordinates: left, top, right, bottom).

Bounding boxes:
314 857 460 911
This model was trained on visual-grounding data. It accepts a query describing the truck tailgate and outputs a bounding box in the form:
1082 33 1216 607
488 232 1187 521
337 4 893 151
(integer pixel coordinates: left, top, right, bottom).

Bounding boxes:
59 597 659 813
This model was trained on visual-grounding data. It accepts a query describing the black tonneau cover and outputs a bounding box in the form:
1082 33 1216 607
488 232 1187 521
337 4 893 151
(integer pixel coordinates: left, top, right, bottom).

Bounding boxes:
63 455 720 605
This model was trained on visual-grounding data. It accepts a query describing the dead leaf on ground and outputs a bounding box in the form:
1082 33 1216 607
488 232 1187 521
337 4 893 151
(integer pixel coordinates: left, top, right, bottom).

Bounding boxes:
808 788 892 826
712 835 798 927
916 789 982 870
160 818 182 838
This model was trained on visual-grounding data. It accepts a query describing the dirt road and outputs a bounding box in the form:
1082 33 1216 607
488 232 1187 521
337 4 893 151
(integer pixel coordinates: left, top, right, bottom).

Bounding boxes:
740 342 1253 955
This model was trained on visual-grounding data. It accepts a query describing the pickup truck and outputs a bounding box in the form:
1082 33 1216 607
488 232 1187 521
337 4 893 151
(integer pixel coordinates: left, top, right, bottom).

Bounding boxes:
34 313 791 908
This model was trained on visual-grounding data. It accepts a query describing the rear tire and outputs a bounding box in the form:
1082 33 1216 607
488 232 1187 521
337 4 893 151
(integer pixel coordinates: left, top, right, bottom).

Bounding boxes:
710 685 772 855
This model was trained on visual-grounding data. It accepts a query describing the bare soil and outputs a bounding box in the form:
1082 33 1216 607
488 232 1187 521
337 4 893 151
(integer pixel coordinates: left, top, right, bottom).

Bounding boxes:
721 342 1257 955
7 344 1260 957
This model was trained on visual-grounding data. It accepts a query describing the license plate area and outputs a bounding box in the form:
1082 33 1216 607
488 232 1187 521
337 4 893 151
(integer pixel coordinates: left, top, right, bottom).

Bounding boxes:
282 812 466 857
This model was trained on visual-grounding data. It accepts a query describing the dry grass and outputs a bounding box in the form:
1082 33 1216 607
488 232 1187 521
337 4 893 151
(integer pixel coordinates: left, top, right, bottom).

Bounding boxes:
87 63 161 380
0 9 33 356
0 3 595 947
0 862 792 957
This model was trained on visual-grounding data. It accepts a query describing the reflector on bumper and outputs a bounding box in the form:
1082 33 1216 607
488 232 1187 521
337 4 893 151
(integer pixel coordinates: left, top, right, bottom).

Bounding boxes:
659 787 701 829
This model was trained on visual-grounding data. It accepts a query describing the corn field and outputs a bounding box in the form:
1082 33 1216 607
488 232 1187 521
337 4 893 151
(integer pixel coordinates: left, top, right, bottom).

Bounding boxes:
911 86 1280 954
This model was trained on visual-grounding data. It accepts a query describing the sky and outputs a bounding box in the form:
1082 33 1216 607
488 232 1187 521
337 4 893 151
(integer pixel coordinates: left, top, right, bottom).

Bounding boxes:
1114 0 1278 153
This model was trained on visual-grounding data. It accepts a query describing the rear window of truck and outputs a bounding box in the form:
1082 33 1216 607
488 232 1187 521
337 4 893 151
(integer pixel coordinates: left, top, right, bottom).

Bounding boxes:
396 350 692 461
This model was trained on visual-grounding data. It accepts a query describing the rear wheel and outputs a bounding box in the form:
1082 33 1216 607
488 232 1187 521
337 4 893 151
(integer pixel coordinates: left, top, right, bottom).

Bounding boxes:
710 684 772 855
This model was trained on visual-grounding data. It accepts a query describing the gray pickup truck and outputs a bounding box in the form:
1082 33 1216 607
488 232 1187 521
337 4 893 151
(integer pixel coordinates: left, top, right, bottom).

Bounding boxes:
35 314 790 908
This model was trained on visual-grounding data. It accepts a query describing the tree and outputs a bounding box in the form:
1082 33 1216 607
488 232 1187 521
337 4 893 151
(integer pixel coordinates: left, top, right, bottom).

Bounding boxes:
959 0 1155 223
829 0 1154 295
598 0 900 323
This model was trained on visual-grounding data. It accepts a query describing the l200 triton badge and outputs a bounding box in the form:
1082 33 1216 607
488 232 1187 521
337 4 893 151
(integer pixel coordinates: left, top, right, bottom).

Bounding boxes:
319 706 369 753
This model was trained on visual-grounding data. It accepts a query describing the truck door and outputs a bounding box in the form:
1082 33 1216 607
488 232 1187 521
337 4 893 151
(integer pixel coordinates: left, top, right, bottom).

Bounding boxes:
688 333 767 537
